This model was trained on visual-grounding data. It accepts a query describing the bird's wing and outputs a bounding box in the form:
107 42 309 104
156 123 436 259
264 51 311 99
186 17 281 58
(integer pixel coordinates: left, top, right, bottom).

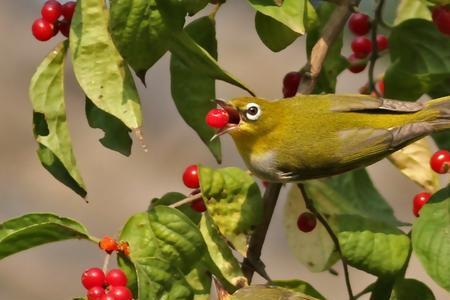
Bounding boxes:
329 95 423 113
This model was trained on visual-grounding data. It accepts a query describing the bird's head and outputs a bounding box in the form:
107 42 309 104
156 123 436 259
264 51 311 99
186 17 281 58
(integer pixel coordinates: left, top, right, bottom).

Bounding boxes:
212 97 275 140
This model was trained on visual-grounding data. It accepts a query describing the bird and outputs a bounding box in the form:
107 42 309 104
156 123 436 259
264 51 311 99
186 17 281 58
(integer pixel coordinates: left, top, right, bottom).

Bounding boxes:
213 94 450 183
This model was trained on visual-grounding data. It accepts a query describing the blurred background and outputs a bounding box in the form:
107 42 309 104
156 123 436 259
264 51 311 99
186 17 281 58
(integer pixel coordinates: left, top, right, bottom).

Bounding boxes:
0 0 448 299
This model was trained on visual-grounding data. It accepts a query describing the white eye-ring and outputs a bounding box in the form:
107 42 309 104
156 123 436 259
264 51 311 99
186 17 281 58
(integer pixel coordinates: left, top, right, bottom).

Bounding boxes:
245 103 262 121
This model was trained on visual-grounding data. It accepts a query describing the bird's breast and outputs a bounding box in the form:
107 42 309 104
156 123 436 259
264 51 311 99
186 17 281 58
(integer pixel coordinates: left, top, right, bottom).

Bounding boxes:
247 150 280 182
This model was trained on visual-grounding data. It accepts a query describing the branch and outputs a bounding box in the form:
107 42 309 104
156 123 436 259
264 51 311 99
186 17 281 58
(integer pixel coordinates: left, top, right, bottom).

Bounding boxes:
242 183 282 282
297 184 354 300
299 0 358 94
242 0 360 285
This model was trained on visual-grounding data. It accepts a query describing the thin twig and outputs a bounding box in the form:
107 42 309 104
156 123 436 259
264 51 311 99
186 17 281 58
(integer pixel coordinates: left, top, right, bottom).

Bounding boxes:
169 193 203 208
368 0 385 96
297 184 354 300
102 254 111 274
242 183 282 283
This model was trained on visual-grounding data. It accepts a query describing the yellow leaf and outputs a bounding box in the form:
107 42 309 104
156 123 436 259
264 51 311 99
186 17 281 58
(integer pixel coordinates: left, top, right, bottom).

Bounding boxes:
388 138 439 192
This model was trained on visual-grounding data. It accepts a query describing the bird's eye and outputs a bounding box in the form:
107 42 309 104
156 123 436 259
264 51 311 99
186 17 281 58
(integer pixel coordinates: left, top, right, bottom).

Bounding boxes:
245 103 261 121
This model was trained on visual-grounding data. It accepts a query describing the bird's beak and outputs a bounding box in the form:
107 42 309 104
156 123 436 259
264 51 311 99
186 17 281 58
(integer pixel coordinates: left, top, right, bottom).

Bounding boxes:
210 99 240 141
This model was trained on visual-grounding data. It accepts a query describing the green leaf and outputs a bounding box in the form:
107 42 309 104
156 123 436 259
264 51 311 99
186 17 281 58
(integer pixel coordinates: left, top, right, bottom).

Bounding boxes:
85 97 132 156
306 2 347 93
170 16 221 163
412 186 450 291
306 169 403 226
70 0 142 129
394 0 431 25
0 213 94 260
168 24 255 96
29 41 86 198
199 166 263 256
147 206 206 273
134 257 194 300
283 185 338 272
149 192 201 224
255 12 300 52
247 0 307 34
119 208 207 299
333 214 411 276
231 285 321 300
270 280 325 300
184 262 212 300
109 0 170 82
199 214 247 291
385 19 450 100
390 278 436 300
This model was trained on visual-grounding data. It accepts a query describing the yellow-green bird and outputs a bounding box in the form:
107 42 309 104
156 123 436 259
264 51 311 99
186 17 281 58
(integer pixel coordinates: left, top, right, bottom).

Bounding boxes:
214 94 450 182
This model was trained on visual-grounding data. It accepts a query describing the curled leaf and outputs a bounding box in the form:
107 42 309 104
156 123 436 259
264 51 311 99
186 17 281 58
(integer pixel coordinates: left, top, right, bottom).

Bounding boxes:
30 41 86 197
388 138 439 193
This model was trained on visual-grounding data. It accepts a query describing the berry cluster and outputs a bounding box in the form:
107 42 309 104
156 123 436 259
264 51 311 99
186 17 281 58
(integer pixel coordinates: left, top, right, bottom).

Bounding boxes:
32 1 76 41
432 6 450 36
412 149 450 217
82 268 132 300
346 13 389 73
98 236 130 256
182 165 207 212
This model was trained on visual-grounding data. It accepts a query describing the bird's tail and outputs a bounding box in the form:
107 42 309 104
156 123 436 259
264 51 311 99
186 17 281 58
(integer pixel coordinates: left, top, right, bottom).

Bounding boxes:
424 95 450 131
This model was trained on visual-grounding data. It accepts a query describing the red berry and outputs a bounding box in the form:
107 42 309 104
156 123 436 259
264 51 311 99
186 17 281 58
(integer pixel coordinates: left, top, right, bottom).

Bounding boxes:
432 6 447 23
62 1 77 21
434 8 450 35
348 13 371 36
347 54 367 73
191 198 207 212
106 269 128 287
82 268 106 290
52 20 60 36
430 150 450 173
205 108 229 128
99 236 118 254
182 165 200 189
413 192 432 217
60 19 71 37
101 294 115 300
262 181 269 188
87 287 106 300
351 37 372 58
109 286 133 300
32 18 54 41
297 212 317 232
282 71 301 98
41 0 62 23
376 34 389 51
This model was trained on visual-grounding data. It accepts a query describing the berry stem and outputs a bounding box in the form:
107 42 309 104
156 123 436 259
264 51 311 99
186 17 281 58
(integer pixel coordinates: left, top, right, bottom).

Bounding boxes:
168 193 203 208
102 253 111 274
368 0 385 96
297 183 355 300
